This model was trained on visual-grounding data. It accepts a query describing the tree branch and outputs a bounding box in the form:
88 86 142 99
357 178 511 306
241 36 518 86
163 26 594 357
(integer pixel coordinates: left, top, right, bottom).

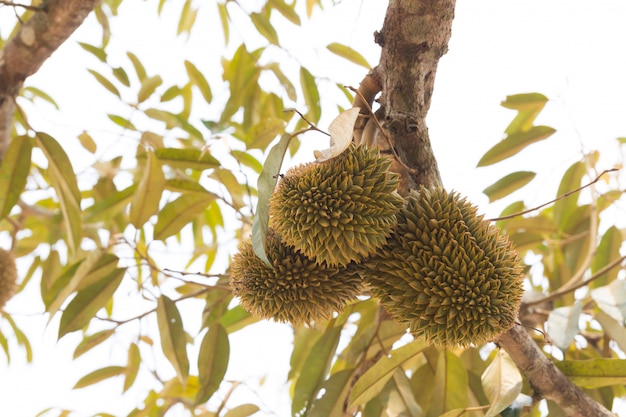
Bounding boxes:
376 0 614 416
0 0 99 161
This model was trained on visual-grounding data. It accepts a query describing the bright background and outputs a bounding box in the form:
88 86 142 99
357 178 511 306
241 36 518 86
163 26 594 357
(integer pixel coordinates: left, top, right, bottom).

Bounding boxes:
1 0 625 416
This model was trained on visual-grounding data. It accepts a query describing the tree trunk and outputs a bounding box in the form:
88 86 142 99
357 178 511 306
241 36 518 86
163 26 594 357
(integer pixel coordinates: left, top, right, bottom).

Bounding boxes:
0 0 99 161
374 1 614 416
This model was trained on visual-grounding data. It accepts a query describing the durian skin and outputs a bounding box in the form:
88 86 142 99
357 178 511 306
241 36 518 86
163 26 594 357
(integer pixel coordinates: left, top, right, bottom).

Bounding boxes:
0 249 18 310
269 143 403 267
230 229 363 325
363 186 525 347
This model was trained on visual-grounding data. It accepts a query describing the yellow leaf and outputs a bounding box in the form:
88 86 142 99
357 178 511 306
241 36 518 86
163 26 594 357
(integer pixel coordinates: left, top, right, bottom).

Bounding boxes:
314 107 360 162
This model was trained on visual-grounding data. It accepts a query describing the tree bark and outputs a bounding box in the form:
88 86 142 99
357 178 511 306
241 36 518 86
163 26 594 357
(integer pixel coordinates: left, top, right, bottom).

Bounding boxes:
375 1 615 416
0 0 99 161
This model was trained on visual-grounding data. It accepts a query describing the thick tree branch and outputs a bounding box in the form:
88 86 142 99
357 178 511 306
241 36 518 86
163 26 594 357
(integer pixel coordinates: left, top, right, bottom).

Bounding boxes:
0 0 99 161
376 0 614 416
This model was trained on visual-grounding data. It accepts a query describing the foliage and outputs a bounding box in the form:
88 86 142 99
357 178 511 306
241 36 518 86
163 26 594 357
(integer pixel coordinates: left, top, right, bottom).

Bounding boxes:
1 1 626 417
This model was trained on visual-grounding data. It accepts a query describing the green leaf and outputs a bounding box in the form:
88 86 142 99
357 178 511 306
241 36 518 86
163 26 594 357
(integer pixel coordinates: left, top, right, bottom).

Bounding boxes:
184 60 213 103
217 2 229 44
78 42 107 62
266 63 297 101
36 132 82 253
250 12 279 45
195 324 230 404
130 148 165 228
58 268 125 338
553 160 585 231
177 0 198 36
589 226 623 288
4 315 32 362
349 338 428 407
87 69 121 98
231 150 263 173
267 0 301 25
223 404 260 417
500 93 549 135
138 75 163 103
0 136 32 219
84 184 136 222
154 148 220 170
477 126 555 167
112 66 130 87
252 133 297 266
482 171 536 202
388 369 424 417
127 52 147 81
300 66 321 123
77 131 97 153
156 295 190 383
308 369 355 417
220 305 259 334
292 323 343 417
73 329 116 359
555 359 626 389
209 168 245 209
22 86 59 109
482 350 522 417
327 42 370 69
154 193 214 240
546 302 582 349
427 350 468 417
124 342 141 392
246 117 286 150
73 366 126 389
108 114 136 130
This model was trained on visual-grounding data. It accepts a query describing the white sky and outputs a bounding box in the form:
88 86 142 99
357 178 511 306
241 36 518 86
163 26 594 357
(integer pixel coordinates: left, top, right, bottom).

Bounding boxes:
1 0 626 416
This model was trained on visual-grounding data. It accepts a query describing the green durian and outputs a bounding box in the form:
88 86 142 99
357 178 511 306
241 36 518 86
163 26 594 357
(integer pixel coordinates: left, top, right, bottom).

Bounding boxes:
269 143 403 266
230 229 363 325
363 186 525 347
0 249 17 310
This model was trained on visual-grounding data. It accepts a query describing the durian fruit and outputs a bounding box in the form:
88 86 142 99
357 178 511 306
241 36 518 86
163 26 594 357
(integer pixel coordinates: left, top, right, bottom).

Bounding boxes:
363 186 525 347
230 229 363 325
0 249 18 310
269 143 403 266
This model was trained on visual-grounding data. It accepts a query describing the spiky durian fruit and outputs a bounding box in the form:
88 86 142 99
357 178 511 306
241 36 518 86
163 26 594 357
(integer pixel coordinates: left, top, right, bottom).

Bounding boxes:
230 229 363 325
0 249 18 310
269 143 403 266
363 186 525 347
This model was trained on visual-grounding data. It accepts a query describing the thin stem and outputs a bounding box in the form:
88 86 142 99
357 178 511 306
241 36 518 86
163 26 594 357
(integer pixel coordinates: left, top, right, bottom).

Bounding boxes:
488 168 619 221
525 254 626 307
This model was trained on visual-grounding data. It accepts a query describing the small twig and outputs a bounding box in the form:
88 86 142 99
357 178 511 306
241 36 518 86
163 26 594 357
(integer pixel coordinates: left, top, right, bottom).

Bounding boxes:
215 381 243 416
283 108 329 136
515 321 551 343
0 0 45 11
96 287 212 325
525 254 626 307
488 168 619 222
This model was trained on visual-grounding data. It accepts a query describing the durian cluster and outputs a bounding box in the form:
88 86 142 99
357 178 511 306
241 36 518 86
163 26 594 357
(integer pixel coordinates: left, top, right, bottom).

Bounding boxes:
230 142 525 346
0 249 18 311
230 143 402 324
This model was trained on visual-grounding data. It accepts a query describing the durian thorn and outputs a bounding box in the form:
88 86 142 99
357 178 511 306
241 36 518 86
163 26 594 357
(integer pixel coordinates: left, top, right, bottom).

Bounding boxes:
347 85 418 177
